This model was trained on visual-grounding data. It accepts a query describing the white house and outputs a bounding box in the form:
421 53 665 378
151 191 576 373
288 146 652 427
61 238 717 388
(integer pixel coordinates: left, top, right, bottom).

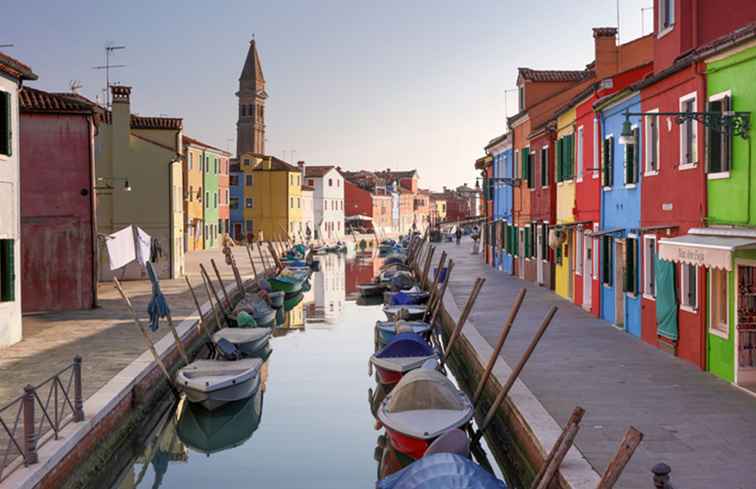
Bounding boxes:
0 52 37 346
302 164 345 242
301 183 314 240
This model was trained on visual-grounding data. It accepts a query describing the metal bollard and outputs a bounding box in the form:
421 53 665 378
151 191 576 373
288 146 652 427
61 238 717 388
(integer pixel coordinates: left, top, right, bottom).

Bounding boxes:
73 356 84 422
652 462 673 489
23 385 38 465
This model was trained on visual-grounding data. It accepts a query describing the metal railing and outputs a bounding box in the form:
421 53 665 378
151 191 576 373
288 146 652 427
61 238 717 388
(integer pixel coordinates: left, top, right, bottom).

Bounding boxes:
0 356 84 482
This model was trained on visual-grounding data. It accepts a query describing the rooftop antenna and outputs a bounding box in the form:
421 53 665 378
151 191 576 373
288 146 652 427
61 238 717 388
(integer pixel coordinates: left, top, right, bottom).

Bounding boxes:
92 43 126 109
69 80 83 94
0 44 14 49
616 0 621 43
502 87 518 122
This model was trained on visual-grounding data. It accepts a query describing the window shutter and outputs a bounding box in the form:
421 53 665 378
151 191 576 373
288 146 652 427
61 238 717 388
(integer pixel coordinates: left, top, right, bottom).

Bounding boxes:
524 228 531 258
723 95 733 172
624 140 632 185
556 139 563 182
623 240 632 292
632 129 640 183
521 148 529 180
1 240 14 302
602 139 610 186
608 137 614 186
0 91 11 157
566 135 574 179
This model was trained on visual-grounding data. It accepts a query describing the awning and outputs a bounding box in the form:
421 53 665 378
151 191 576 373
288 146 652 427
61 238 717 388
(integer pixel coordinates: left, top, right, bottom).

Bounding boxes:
587 227 624 237
658 234 756 271
346 215 372 221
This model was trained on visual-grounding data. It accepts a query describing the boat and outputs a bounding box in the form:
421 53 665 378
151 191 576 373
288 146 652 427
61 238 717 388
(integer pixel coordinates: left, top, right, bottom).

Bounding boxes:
383 255 407 267
384 304 428 321
176 351 264 411
358 282 387 298
388 272 417 292
212 327 272 357
284 292 305 311
385 288 430 306
377 453 506 489
177 388 263 455
234 294 277 327
370 333 437 387
266 290 285 309
376 368 474 460
267 274 303 295
375 320 432 349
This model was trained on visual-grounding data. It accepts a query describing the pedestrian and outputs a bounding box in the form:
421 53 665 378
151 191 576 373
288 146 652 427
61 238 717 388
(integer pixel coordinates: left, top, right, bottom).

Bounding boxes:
471 225 481 255
455 227 462 245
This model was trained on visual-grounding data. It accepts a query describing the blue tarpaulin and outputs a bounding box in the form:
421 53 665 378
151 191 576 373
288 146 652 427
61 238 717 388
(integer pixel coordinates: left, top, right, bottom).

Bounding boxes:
376 333 434 359
655 256 678 341
377 453 507 489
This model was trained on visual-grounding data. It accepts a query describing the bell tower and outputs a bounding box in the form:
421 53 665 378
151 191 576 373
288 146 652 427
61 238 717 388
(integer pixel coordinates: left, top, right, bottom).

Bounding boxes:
236 39 267 156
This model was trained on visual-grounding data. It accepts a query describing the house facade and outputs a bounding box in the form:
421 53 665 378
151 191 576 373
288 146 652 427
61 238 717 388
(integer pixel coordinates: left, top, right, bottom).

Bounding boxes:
229 161 245 241
304 165 344 242
250 156 301 241
182 139 205 251
485 133 513 274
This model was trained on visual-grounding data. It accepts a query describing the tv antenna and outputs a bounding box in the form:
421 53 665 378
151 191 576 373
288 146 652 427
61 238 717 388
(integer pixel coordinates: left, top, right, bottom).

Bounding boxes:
92 43 126 108
0 44 14 49
69 80 83 93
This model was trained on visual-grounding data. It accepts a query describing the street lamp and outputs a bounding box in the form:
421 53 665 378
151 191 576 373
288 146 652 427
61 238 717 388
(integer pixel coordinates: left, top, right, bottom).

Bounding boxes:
619 108 751 144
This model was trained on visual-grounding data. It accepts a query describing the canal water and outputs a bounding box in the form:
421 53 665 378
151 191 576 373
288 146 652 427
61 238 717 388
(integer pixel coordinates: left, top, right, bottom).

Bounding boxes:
88 253 508 489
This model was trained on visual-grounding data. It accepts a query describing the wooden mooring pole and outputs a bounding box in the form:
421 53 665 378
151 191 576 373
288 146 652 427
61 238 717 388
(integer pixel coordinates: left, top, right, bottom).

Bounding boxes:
597 427 644 489
440 277 485 369
184 276 215 343
530 406 585 489
256 241 271 273
200 271 225 335
210 259 232 310
247 245 265 290
200 264 228 317
425 251 447 312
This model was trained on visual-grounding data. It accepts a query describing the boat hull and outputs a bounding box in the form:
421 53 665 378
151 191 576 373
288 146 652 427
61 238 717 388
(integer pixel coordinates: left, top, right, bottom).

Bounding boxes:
181 371 261 411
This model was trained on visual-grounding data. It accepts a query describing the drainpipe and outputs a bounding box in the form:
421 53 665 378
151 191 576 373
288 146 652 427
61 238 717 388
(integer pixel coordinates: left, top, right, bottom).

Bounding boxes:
87 114 99 308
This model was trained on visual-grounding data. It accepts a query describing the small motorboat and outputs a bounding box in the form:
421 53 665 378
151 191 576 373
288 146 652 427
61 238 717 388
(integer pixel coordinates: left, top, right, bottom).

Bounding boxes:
176 342 264 411
389 272 417 292
370 333 437 387
385 288 430 306
383 255 407 267
284 292 305 311
212 327 272 357
177 387 263 455
266 290 285 309
375 320 432 349
358 282 387 298
377 368 474 460
234 294 277 327
384 304 428 321
376 453 507 489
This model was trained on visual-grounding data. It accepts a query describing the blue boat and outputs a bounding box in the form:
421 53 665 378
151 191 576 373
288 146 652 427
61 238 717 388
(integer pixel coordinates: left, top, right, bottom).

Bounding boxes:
377 453 507 489
375 320 432 348
385 289 430 306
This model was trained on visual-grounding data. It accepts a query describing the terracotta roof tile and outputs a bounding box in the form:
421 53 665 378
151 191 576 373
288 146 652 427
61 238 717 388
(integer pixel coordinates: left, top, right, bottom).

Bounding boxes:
304 165 335 178
254 156 299 172
518 68 593 83
0 52 37 81
131 115 182 130
182 135 230 155
20 87 92 113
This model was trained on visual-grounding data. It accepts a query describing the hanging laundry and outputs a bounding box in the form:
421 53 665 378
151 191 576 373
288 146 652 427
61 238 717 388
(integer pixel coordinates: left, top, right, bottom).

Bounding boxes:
146 261 169 331
135 227 152 265
106 226 137 270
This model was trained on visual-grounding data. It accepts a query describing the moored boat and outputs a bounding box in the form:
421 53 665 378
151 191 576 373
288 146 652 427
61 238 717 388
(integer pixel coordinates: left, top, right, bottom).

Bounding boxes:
176 355 264 411
370 333 437 387
375 320 432 349
358 282 388 298
377 453 506 489
383 304 428 321
212 327 272 358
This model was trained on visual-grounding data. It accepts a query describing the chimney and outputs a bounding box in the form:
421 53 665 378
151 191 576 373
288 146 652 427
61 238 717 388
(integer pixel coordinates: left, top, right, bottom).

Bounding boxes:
297 160 305 176
593 27 618 80
111 85 132 171
263 156 272 170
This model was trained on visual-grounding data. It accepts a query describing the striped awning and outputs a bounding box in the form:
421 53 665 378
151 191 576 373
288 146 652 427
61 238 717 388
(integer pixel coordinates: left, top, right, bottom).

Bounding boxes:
659 234 756 271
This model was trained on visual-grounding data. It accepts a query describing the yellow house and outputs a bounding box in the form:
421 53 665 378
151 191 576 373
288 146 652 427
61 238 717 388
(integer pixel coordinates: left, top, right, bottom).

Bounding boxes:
554 107 577 300
95 86 184 280
182 138 205 251
250 156 302 241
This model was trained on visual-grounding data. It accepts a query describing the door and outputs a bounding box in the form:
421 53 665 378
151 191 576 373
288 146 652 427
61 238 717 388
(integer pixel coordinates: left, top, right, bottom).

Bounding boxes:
518 229 525 279
567 230 574 299
583 232 592 310
736 263 756 390
536 226 544 285
234 223 242 240
615 239 625 328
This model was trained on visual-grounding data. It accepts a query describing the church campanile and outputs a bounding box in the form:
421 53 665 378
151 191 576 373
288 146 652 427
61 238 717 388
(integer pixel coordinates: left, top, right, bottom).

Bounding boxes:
236 39 267 156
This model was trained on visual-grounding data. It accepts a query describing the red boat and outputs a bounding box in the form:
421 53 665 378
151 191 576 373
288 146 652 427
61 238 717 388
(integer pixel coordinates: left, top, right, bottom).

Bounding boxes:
370 333 436 387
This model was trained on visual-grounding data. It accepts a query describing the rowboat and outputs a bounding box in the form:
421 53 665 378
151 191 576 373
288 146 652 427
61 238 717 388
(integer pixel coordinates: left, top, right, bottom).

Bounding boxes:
377 453 506 489
375 320 432 349
358 282 388 298
268 274 303 295
284 292 305 311
383 304 428 321
234 294 277 327
177 387 263 455
377 368 474 460
385 288 430 306
212 327 272 358
176 355 263 411
370 333 437 387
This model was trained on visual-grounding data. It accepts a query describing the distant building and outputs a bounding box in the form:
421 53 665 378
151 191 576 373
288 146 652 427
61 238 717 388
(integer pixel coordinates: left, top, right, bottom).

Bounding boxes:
0 52 37 346
182 138 205 251
229 161 245 241
301 184 315 240
302 164 344 241
250 156 302 240
236 40 267 156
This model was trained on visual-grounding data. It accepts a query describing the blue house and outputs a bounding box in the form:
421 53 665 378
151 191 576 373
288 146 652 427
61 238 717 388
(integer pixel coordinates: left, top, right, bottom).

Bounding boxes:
486 133 513 274
596 90 642 337
229 161 245 240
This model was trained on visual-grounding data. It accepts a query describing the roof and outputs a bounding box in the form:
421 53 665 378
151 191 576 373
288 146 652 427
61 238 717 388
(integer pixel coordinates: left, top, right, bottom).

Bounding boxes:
0 52 37 81
182 135 231 156
253 156 299 172
240 40 265 83
301 184 315 191
474 154 493 170
484 132 510 152
518 68 593 83
132 133 180 155
383 169 418 179
304 165 336 178
20 87 92 114
51 91 183 130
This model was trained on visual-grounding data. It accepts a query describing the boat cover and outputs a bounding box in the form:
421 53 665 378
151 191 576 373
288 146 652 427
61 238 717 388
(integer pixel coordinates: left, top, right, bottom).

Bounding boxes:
390 272 416 291
384 304 427 316
376 453 507 489
389 290 429 306
375 321 431 336
177 358 262 393
213 327 272 345
371 333 436 373
378 368 473 440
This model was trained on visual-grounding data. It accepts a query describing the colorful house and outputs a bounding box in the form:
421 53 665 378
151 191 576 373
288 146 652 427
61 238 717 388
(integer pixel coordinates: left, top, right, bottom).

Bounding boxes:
203 150 219 249
596 90 643 336
303 164 345 242
182 137 206 251
19 87 97 313
218 153 230 241
554 108 576 301
485 133 513 274
250 156 302 241
229 161 245 241
0 52 36 346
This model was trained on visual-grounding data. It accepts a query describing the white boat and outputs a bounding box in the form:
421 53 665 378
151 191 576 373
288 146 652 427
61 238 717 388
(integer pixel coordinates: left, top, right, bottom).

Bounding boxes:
176 357 263 411
383 304 428 321
212 328 272 357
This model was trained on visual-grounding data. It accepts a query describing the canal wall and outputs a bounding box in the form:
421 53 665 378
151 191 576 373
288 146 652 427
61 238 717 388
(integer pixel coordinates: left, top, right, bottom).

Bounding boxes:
439 291 601 489
0 282 247 489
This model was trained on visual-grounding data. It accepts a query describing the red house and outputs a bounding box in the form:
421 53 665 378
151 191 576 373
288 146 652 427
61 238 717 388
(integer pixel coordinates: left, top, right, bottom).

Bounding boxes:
19 88 97 312
637 0 756 368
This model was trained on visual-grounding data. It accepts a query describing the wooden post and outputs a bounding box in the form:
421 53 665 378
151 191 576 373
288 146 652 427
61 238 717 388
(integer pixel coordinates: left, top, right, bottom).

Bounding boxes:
267 241 284 271
113 277 178 396
426 252 447 313
200 272 225 334
72 356 84 422
471 288 527 405
256 241 271 273
474 306 558 442
184 276 214 341
428 260 455 326
530 406 585 489
247 245 264 290
421 246 435 287
200 264 227 315
596 427 644 489
165 313 190 365
440 277 485 367
210 259 232 309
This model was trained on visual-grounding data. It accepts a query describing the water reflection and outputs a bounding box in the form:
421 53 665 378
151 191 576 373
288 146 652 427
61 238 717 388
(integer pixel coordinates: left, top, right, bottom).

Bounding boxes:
306 253 346 325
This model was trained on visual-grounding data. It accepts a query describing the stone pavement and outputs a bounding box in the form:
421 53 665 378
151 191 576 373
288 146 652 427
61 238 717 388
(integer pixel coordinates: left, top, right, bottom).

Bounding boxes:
442 241 756 489
0 246 268 411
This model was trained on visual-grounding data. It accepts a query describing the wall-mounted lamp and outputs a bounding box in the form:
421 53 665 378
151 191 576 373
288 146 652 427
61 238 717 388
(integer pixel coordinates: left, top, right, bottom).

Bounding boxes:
619 108 751 145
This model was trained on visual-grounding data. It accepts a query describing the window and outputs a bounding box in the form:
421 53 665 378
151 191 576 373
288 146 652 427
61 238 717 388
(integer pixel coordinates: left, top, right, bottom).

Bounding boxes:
244 158 251 166
603 136 614 187
297 197 301 208
215 192 219 208
645 110 659 174
230 175 239 186
188 153 193 170
514 151 519 179
624 127 639 185
659 0 675 32
540 146 548 187
592 237 599 278
576 126 584 181
624 237 638 295
328 178 333 187
337 179 340 187
205 192 209 206
592 118 599 179
680 264 698 310
557 135 574 182
230 197 239 210
679 94 698 167
706 92 733 176
0 91 11 157
245 198 253 208
188 185 193 201
226 189 230 204
290 197 294 208
246 220 253 232
0 239 15 301
246 174 253 186
643 236 657 298
214 158 218 174
541 223 548 262
710 269 728 337
518 85 525 111
308 179 314 186
601 236 613 286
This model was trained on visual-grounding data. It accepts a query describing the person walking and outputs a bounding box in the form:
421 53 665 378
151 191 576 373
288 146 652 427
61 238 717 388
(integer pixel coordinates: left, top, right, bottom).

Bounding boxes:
455 227 462 245
471 225 481 255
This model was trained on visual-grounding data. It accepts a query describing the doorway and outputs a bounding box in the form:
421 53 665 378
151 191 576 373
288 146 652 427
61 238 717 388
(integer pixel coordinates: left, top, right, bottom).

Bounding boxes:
518 228 526 280
736 261 756 391
567 230 574 300
536 225 544 285
583 231 593 310
615 239 625 328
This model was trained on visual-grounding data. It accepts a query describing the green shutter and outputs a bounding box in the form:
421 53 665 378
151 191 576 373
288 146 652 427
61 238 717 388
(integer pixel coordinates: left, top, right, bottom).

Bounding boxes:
1 240 14 302
556 139 563 182
0 91 11 157
521 148 529 179
514 228 519 257
565 135 572 180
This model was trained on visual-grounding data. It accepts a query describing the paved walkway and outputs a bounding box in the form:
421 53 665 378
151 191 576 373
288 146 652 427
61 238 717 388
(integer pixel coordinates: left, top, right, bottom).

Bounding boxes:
442 241 756 489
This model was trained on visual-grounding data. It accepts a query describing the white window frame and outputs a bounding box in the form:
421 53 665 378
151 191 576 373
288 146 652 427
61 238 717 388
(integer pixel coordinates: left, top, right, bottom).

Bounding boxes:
643 235 657 300
576 126 584 182
592 118 599 179
707 90 733 180
624 123 639 188
575 227 583 276
709 268 729 339
680 263 699 313
678 92 698 169
658 0 675 37
644 109 660 176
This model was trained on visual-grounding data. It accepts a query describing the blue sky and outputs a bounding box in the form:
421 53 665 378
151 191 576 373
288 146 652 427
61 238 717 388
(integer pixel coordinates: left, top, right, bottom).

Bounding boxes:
5 0 650 191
